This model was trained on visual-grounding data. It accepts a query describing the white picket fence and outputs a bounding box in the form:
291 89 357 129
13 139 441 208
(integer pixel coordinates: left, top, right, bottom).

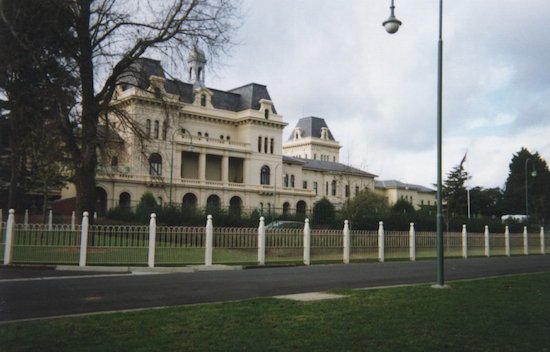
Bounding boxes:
1 209 547 267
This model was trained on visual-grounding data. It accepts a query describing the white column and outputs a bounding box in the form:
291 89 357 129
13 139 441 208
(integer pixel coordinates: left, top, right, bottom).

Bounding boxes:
504 226 510 257
3 209 15 265
199 153 206 181
222 155 229 184
258 216 266 265
303 218 311 265
409 222 416 261
48 209 53 230
242 158 249 184
71 211 76 231
484 225 490 257
540 227 545 255
147 213 157 268
378 221 384 262
523 226 529 255
343 220 350 264
462 224 468 259
79 212 89 267
205 214 213 266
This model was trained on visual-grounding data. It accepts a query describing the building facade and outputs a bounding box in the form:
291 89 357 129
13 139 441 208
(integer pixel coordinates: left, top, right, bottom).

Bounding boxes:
59 50 434 217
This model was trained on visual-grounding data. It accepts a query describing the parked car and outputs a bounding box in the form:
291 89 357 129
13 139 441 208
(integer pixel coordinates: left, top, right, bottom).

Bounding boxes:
264 220 304 229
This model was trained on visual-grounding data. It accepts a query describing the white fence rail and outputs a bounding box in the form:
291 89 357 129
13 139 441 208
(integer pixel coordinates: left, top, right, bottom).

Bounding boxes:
1 209 548 267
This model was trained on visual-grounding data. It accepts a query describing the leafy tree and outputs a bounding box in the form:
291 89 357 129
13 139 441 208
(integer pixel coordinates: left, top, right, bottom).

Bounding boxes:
2 0 239 216
468 187 502 218
135 191 159 223
311 197 336 226
442 157 470 218
391 199 416 215
341 189 389 229
501 148 550 222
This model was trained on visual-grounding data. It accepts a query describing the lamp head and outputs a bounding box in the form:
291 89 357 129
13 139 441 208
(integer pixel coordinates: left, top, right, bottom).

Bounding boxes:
383 2 402 34
383 17 402 34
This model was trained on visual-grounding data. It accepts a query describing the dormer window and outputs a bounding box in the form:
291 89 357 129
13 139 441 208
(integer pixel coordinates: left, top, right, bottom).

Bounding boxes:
200 94 206 107
293 128 302 140
264 109 269 119
321 127 329 140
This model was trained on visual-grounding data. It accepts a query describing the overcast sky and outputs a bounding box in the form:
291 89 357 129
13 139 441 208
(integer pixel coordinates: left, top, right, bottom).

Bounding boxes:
205 0 550 190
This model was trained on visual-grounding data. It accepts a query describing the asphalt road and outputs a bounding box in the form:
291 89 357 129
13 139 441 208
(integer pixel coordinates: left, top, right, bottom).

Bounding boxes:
1 255 549 322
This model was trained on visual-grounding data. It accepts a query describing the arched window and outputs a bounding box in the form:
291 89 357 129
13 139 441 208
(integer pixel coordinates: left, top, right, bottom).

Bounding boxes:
260 165 270 185
200 94 206 107
270 138 274 154
283 202 290 217
284 174 289 187
149 153 162 175
206 194 221 210
264 137 268 153
182 193 197 210
229 196 242 217
290 175 295 188
154 120 159 139
145 119 151 138
264 109 269 119
296 200 307 217
119 192 131 209
331 180 337 196
162 121 167 140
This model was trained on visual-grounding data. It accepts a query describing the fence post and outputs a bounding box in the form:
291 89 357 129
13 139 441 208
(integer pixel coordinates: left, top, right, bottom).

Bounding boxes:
343 220 350 264
79 212 89 267
148 213 156 268
523 226 529 255
484 225 490 257
540 227 545 255
258 216 266 265
462 224 468 259
205 214 213 266
71 211 76 231
48 209 53 230
24 209 29 230
409 222 416 261
3 209 15 265
303 218 311 265
504 226 510 256
378 221 384 262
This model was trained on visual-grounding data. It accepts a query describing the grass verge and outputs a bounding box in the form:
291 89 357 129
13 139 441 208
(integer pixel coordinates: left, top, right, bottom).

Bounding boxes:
1 272 549 351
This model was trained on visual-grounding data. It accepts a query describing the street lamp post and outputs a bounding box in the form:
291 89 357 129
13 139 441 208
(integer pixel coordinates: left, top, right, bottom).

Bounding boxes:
384 0 446 287
169 128 193 206
524 157 537 218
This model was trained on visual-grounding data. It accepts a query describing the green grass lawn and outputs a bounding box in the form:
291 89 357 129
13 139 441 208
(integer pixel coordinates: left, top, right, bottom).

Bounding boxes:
1 272 549 352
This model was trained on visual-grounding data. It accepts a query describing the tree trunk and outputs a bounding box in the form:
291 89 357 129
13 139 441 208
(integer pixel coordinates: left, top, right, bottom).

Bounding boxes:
74 0 98 218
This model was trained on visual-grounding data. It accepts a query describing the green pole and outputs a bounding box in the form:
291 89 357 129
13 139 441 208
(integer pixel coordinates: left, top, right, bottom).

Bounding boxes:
436 0 445 287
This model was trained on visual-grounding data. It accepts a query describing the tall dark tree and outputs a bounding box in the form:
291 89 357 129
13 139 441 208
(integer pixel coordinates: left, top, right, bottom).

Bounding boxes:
1 0 239 216
468 186 502 218
501 148 550 222
0 0 76 210
442 156 470 218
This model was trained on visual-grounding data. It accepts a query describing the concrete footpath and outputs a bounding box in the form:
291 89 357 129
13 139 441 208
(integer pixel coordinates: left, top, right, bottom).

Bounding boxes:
1 255 549 323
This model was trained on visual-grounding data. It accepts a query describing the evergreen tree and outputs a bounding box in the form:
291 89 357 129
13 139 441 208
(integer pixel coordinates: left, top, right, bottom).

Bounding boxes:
311 197 336 226
501 148 550 222
442 157 470 218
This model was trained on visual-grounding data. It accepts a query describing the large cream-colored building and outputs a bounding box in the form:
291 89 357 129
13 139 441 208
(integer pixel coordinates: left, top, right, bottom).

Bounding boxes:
62 49 434 216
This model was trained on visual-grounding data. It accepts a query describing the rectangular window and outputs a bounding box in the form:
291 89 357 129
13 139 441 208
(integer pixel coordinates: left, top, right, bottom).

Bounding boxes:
270 138 274 154
325 182 329 195
313 181 318 195
331 180 337 196
154 120 159 139
264 137 268 153
258 136 262 153
345 185 350 198
303 181 308 189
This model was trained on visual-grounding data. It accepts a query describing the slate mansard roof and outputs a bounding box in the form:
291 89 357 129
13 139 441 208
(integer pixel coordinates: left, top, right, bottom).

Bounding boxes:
287 116 335 141
283 156 377 178
119 58 277 114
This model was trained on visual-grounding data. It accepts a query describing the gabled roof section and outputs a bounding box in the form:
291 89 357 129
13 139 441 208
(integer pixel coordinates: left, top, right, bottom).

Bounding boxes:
375 180 435 193
288 116 335 141
288 157 376 178
118 58 276 113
